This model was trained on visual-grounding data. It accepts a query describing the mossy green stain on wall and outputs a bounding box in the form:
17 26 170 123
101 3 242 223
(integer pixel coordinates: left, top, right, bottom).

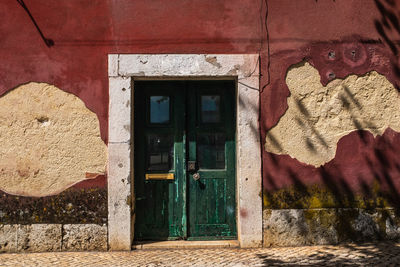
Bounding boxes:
0 187 107 224
263 208 400 246
263 182 392 209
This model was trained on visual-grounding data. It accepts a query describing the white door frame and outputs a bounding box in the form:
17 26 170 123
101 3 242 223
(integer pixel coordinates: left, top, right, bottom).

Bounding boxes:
107 54 262 250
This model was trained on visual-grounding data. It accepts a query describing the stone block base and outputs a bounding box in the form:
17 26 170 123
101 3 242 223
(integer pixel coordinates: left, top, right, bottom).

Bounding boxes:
263 208 400 247
18 224 62 252
62 224 107 251
0 224 107 252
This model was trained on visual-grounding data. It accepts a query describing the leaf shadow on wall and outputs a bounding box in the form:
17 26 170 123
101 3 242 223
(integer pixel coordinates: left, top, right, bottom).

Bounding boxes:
259 65 400 267
375 0 400 90
258 0 400 264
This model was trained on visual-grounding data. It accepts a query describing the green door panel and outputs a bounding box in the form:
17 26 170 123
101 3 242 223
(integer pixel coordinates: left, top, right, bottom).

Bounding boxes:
134 81 186 240
134 80 236 241
187 81 236 239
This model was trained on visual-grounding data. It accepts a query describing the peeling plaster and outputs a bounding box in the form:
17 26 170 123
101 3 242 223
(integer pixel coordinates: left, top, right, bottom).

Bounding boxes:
0 82 107 197
205 55 222 68
265 62 400 167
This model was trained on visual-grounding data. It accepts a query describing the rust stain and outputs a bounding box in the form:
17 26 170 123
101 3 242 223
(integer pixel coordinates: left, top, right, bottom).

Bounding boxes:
240 208 248 218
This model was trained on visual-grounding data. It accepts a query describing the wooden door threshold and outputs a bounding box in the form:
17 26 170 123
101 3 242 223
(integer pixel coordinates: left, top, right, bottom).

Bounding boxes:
133 240 239 249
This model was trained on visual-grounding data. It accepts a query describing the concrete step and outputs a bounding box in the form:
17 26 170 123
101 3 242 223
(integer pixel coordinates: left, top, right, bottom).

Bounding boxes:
133 240 239 249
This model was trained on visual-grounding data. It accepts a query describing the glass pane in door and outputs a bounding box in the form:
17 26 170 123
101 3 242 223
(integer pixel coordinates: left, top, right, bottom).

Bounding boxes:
197 133 225 169
201 95 220 123
147 134 174 171
150 96 170 124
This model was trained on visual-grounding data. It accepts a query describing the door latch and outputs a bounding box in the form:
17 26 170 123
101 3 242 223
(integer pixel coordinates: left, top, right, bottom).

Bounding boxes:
188 161 196 172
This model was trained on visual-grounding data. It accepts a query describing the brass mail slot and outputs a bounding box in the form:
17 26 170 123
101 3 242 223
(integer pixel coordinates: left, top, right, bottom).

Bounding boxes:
146 173 175 180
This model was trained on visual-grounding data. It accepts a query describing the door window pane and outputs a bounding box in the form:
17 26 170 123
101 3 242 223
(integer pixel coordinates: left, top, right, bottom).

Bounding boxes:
147 134 174 171
150 96 170 124
201 95 220 123
197 133 225 169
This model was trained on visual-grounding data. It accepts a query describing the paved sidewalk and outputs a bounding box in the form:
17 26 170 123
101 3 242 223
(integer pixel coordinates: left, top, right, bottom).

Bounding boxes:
1 243 400 266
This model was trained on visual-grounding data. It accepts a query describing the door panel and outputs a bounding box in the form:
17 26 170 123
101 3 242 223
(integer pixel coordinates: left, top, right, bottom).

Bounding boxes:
134 81 186 240
134 80 236 241
187 81 236 239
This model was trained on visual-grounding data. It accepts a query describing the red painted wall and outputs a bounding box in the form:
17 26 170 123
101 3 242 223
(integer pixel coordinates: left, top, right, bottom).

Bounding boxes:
1 0 400 200
0 0 261 142
261 0 400 203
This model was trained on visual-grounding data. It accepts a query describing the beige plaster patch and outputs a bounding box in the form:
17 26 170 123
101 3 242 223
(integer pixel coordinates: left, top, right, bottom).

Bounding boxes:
265 62 400 167
0 82 107 197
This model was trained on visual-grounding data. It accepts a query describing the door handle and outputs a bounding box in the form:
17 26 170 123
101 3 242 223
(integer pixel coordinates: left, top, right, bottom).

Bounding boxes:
193 173 200 181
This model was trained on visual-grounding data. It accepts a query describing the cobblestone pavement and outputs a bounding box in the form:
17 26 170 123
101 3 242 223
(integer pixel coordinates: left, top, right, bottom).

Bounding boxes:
1 243 400 266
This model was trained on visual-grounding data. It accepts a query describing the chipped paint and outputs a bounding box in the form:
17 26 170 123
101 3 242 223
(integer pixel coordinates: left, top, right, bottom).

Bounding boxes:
265 62 400 167
205 56 222 68
0 82 107 197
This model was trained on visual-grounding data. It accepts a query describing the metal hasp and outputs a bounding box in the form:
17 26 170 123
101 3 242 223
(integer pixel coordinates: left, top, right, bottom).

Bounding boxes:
188 161 196 172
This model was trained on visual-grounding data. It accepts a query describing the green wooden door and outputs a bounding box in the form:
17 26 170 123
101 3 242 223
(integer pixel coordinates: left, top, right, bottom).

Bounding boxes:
134 81 186 240
186 81 236 239
134 80 236 241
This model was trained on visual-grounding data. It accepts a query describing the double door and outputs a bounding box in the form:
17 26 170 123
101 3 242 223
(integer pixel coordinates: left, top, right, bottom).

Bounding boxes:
134 80 236 240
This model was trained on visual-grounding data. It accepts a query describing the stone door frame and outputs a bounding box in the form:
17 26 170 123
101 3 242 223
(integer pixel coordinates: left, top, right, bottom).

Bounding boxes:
107 54 262 250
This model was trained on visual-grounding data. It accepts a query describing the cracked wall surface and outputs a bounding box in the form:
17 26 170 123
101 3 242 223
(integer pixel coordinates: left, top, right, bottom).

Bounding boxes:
265 62 400 167
0 82 107 197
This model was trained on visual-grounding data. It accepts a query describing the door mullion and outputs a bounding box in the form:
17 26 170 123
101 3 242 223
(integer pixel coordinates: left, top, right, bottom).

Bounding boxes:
186 83 198 238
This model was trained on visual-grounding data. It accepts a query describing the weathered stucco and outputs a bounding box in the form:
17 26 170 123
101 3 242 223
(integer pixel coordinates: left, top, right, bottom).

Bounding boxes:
0 82 107 197
265 62 400 167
